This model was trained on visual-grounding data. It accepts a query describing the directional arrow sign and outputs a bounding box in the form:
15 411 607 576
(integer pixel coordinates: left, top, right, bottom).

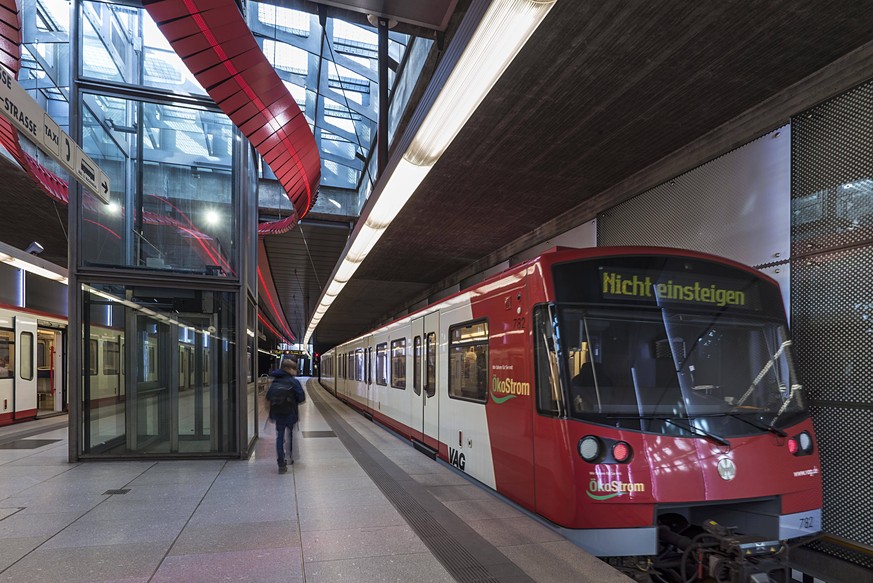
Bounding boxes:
0 63 110 204
98 170 110 200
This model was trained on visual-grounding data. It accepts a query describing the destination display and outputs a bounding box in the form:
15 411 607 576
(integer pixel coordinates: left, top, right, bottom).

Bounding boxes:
0 64 109 203
601 269 748 308
551 255 783 315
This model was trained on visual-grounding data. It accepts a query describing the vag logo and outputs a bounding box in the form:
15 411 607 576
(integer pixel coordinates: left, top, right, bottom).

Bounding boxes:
449 447 466 471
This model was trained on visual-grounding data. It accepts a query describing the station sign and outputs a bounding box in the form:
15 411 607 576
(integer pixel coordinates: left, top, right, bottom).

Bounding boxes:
0 64 110 204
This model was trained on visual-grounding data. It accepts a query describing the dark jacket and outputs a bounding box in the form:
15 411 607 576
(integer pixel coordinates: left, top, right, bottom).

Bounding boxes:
265 369 306 422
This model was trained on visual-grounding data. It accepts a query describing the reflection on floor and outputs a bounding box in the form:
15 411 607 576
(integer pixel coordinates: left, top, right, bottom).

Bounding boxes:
0 378 630 583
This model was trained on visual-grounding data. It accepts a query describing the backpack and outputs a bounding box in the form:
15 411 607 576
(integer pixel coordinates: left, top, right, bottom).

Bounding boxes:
269 389 297 416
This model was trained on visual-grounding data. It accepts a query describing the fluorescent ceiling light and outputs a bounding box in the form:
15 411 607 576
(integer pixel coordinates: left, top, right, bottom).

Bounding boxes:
363 159 432 231
303 0 557 346
406 0 556 167
324 280 346 298
0 243 68 285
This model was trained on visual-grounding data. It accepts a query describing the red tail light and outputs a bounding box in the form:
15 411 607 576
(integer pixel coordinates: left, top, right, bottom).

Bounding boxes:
789 431 814 456
612 441 632 463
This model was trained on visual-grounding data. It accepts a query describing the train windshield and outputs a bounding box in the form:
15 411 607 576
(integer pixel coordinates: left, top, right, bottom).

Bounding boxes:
549 255 809 434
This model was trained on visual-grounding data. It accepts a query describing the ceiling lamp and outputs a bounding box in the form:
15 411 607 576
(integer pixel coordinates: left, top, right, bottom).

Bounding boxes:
0 241 67 284
304 0 557 346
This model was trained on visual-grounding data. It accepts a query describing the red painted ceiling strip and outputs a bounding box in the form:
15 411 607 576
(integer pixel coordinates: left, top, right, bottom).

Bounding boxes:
143 0 320 236
257 238 295 342
258 312 292 345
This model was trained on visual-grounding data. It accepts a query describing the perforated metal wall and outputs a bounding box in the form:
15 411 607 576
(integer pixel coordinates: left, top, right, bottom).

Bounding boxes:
792 81 873 547
597 126 792 312
598 127 791 269
597 83 873 552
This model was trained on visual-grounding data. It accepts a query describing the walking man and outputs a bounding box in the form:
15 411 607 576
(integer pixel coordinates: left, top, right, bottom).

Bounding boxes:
266 359 306 473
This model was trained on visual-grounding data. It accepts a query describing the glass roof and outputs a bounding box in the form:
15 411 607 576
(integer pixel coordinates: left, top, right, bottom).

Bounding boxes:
21 0 424 213
248 2 412 192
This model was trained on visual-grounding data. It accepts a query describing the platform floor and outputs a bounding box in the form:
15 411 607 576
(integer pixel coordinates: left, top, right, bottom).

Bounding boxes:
0 378 631 583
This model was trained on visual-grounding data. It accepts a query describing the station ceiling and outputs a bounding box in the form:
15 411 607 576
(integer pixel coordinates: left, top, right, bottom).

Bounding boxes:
267 0 873 352
4 1 873 354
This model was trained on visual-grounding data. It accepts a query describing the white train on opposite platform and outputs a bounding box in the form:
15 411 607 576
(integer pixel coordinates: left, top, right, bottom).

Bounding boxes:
0 304 205 427
0 305 65 425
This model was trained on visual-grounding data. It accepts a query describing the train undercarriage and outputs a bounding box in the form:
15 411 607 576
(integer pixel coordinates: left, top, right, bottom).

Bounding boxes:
611 514 815 583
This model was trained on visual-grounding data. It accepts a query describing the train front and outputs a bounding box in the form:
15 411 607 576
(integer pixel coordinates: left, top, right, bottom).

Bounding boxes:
541 251 822 579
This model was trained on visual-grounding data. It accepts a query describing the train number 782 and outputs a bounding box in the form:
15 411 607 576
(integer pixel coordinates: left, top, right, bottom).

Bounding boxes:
799 516 815 529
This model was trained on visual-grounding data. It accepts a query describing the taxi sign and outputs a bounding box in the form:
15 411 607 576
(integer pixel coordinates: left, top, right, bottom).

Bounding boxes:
0 64 110 204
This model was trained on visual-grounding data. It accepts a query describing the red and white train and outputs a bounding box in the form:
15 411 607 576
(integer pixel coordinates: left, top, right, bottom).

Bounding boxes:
0 304 200 428
320 246 822 582
0 306 66 425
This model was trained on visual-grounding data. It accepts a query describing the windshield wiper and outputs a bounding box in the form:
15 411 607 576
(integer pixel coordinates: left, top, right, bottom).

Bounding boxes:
701 412 786 437
734 340 793 408
664 417 730 447
607 415 730 447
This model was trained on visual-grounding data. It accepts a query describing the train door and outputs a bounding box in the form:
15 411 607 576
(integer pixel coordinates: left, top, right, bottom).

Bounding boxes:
36 326 65 415
410 317 425 442
13 316 37 420
366 344 373 410
0 322 12 421
422 311 439 450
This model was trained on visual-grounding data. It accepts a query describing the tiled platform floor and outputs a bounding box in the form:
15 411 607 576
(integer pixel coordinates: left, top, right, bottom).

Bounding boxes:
0 379 630 583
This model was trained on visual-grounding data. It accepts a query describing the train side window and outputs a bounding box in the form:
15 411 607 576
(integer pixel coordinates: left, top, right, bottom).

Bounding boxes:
147 345 156 380
533 305 564 417
19 332 34 381
424 332 436 398
413 336 422 395
104 341 120 375
367 347 373 384
37 339 47 369
89 339 98 376
391 338 406 389
375 343 388 385
0 329 14 377
355 349 363 381
448 320 489 403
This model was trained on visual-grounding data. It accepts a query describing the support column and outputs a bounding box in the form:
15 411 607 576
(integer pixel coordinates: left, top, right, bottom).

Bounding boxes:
377 17 389 177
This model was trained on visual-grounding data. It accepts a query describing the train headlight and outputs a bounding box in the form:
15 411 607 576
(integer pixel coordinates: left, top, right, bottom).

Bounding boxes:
798 431 813 454
578 436 601 462
789 431 814 456
612 441 632 463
